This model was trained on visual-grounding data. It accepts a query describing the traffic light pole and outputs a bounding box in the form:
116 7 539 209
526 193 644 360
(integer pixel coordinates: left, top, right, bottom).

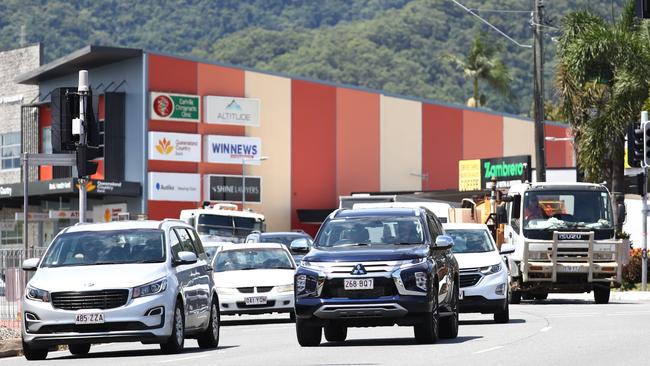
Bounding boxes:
76 71 89 224
642 111 648 291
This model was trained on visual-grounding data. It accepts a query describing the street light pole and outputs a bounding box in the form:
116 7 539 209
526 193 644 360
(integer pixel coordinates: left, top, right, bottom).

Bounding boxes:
241 156 268 210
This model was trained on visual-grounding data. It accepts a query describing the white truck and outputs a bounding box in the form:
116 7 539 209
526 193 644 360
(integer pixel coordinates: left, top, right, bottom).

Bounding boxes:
179 203 266 244
502 182 627 304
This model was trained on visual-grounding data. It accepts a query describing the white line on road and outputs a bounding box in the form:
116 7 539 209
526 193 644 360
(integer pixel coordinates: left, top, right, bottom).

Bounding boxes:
156 353 214 364
540 326 552 332
473 346 503 354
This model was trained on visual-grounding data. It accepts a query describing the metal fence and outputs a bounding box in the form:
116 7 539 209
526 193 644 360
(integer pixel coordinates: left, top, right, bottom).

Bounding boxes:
0 248 46 330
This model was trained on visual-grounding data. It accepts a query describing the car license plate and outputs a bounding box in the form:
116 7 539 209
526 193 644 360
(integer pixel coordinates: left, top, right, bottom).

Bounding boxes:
564 266 582 273
344 278 374 290
75 312 104 325
244 296 267 305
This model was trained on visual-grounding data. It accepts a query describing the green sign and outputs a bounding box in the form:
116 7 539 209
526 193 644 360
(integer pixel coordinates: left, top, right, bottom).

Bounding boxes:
150 92 200 122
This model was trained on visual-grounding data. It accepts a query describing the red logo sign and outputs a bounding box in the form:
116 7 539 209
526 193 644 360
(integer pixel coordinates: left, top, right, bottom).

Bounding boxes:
153 95 173 117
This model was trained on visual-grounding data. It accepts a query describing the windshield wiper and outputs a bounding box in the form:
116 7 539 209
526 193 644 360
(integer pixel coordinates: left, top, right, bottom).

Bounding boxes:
90 261 123 265
337 243 371 247
396 242 422 245
139 259 165 263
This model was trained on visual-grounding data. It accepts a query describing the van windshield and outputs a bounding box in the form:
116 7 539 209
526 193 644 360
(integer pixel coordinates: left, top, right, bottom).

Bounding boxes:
41 229 165 268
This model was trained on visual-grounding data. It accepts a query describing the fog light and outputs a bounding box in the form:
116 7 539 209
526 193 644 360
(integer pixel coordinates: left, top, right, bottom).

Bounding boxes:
25 312 39 321
415 272 427 291
145 306 164 316
296 275 306 293
495 283 506 296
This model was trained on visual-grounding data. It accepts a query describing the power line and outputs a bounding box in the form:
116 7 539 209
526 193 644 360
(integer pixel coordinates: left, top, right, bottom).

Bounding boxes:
451 0 533 48
469 9 531 14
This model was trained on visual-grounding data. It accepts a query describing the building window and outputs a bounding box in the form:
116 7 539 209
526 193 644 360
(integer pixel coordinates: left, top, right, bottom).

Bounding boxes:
42 127 52 154
0 221 22 246
1 132 21 170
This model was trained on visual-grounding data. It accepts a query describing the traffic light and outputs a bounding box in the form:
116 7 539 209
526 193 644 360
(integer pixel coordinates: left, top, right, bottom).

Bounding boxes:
628 122 644 167
644 120 650 167
50 87 78 153
76 145 100 178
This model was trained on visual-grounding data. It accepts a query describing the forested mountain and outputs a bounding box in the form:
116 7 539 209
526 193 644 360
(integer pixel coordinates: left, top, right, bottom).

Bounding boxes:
0 0 626 116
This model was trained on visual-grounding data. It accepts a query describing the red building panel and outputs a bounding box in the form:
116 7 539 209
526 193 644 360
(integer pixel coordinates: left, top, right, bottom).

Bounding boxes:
336 88 380 196
422 104 463 190
291 80 337 234
148 201 197 220
148 54 197 95
462 109 503 160
545 124 571 168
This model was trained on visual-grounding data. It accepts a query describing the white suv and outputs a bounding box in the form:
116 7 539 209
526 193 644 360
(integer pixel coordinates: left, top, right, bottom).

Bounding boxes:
443 223 513 323
21 220 220 360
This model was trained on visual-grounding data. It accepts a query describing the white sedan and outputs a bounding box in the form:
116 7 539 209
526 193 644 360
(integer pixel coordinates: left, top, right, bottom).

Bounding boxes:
211 243 296 318
443 223 513 323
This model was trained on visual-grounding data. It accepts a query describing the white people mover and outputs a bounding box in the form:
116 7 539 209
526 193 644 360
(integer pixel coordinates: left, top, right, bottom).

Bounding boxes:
21 220 220 360
211 243 296 319
443 223 514 323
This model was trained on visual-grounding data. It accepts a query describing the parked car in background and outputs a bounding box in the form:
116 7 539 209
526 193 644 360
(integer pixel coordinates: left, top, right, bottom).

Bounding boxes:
443 223 513 323
202 241 234 259
294 207 460 346
245 231 313 261
21 220 220 360
212 243 296 319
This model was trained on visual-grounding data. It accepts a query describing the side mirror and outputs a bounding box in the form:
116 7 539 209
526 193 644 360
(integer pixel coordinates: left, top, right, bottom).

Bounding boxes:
175 251 198 265
434 235 454 250
617 203 626 225
500 243 515 255
290 238 310 253
22 258 40 271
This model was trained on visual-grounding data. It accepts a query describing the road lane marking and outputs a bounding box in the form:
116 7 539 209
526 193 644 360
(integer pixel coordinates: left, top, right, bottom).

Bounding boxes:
473 346 503 354
156 353 214 363
540 326 552 332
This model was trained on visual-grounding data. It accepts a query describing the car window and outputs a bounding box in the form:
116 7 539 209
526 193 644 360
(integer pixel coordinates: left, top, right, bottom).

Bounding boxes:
186 228 205 255
213 248 294 272
445 229 495 253
170 230 182 260
40 229 165 267
175 228 197 254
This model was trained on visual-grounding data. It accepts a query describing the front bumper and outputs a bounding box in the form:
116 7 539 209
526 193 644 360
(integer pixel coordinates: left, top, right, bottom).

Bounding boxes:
218 291 294 315
460 296 507 314
22 292 173 346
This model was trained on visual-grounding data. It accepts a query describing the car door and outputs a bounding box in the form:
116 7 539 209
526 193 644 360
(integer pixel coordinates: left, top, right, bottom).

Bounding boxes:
185 227 213 329
169 228 197 329
427 214 449 305
173 227 205 330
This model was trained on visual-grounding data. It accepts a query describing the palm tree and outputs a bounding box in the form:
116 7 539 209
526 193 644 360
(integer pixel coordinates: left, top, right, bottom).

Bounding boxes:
445 34 512 108
555 0 650 194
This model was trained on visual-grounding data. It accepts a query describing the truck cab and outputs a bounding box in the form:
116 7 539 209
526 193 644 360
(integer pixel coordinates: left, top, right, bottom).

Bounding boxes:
503 182 626 304
179 203 266 244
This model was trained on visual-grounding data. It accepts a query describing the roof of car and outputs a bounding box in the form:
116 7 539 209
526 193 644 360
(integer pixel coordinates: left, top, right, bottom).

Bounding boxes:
333 207 421 219
442 223 491 230
63 220 189 233
218 243 287 251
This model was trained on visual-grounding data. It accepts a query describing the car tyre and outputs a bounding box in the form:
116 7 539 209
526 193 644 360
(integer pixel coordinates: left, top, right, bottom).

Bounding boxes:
510 291 522 304
197 301 220 349
22 340 48 361
494 297 510 323
324 324 347 342
439 283 459 339
594 287 610 304
289 311 296 322
296 318 322 347
68 343 91 355
160 301 185 354
522 293 535 300
414 282 439 344
534 292 548 301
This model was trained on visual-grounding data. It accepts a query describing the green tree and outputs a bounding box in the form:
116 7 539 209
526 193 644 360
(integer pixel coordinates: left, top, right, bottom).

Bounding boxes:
555 0 650 193
444 34 512 108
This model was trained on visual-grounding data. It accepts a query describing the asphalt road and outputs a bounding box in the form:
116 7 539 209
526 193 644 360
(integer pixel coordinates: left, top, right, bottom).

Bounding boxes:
2 294 649 366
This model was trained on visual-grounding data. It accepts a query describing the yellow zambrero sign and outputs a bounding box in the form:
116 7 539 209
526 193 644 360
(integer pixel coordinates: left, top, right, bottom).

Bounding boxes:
459 159 481 191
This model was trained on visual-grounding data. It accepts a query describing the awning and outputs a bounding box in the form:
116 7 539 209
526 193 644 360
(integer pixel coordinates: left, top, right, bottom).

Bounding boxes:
0 178 141 201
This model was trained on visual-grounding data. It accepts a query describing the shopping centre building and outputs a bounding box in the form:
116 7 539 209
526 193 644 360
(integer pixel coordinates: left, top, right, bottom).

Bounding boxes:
0 44 574 243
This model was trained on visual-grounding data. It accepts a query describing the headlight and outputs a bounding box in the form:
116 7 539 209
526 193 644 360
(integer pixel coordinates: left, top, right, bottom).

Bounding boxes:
276 284 293 293
216 287 238 296
399 258 426 269
414 272 427 291
593 253 613 261
479 263 502 275
26 285 50 302
133 278 167 299
527 251 548 260
299 261 322 271
296 275 307 293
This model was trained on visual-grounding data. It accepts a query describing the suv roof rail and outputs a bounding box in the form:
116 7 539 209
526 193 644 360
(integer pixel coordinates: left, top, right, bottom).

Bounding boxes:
158 218 187 229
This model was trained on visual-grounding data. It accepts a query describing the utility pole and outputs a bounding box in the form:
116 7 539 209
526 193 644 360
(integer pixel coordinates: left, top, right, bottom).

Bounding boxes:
533 0 547 183
74 71 89 223
642 111 648 291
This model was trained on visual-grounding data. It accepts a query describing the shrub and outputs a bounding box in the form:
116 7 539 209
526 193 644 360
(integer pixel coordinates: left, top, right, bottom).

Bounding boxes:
622 248 649 290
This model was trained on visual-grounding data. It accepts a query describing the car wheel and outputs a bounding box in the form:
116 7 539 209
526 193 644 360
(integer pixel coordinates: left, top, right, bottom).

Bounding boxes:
494 296 510 323
522 293 535 300
439 283 459 339
510 291 522 304
22 339 48 361
68 343 91 355
197 301 220 349
296 317 322 346
160 301 185 354
289 311 296 322
414 282 439 344
594 286 610 304
324 324 347 342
